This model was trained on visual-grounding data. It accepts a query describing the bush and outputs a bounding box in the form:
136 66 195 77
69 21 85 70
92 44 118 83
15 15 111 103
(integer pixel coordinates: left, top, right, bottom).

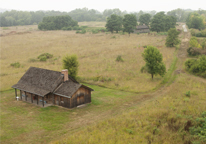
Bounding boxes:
116 55 124 62
189 111 206 142
10 62 20 68
201 39 206 49
185 55 206 78
189 37 202 48
187 47 201 56
37 53 53 61
28 58 38 62
185 91 190 97
92 29 99 34
62 26 72 31
72 26 82 30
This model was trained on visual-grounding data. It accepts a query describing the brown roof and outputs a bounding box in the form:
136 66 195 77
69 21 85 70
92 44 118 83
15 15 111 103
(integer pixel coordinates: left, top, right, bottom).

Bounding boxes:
136 25 149 30
12 67 93 97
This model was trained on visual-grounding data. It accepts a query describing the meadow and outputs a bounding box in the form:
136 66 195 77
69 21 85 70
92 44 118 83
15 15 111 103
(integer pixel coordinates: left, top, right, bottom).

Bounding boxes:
1 22 204 144
0 23 175 92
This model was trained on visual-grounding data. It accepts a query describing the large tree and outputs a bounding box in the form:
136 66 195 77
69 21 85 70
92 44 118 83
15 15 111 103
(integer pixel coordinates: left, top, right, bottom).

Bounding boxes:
186 12 205 30
123 14 137 35
62 55 79 80
141 46 166 79
150 12 176 32
165 28 180 47
139 13 151 26
105 14 122 33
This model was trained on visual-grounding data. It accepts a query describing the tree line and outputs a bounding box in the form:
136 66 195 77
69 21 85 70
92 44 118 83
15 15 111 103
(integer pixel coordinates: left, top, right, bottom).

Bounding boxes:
1 8 205 27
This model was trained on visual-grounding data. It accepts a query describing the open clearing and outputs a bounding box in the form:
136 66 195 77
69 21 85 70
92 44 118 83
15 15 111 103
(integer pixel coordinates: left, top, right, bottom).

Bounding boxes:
0 25 175 92
1 23 205 144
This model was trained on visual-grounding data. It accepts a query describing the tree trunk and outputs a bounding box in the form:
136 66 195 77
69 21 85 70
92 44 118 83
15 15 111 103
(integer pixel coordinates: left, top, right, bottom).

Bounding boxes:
152 74 153 79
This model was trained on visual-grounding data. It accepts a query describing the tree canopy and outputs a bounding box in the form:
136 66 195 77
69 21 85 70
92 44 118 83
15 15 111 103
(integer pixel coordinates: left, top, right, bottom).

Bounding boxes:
141 46 166 79
150 12 177 32
165 28 180 47
123 14 137 35
38 15 78 30
186 12 205 30
105 14 122 33
139 13 151 26
62 55 79 80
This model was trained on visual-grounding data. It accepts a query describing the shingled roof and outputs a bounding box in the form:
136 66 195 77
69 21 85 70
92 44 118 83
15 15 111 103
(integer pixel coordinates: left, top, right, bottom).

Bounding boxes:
12 67 93 97
136 25 149 30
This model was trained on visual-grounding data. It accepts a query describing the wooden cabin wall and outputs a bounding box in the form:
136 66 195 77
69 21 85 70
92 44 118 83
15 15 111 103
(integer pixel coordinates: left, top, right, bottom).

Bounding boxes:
70 87 91 108
54 94 71 108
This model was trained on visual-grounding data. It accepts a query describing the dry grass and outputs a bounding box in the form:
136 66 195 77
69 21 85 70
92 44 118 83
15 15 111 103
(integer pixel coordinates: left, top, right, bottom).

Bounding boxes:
78 21 106 27
54 74 206 144
0 25 175 92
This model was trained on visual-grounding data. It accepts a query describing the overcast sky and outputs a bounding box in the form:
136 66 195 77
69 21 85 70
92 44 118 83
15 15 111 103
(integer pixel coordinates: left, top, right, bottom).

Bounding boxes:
1 0 205 12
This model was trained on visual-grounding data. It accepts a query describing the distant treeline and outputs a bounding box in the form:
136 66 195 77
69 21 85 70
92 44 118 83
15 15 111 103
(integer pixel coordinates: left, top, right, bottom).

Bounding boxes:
0 8 205 27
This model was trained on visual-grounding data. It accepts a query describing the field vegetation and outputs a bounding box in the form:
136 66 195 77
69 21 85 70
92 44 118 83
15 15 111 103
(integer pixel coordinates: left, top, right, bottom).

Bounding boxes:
0 24 175 92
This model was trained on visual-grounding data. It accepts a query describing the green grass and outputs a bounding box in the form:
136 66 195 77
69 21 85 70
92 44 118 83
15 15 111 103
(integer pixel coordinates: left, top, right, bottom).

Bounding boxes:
0 84 137 144
54 75 206 144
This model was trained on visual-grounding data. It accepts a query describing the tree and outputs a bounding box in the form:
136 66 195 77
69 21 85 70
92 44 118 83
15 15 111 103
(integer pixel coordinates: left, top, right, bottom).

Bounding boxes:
189 37 202 48
62 55 79 79
139 13 151 26
186 12 205 30
123 14 137 35
165 28 180 47
141 46 166 79
150 12 177 32
105 14 122 33
150 12 166 32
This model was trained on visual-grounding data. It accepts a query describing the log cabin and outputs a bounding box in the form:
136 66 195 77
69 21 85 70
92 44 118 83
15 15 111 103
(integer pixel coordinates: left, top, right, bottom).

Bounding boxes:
133 24 150 33
12 67 93 108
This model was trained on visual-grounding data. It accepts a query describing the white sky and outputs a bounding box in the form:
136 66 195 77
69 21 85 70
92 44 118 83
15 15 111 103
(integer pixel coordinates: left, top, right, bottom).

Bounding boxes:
1 0 205 12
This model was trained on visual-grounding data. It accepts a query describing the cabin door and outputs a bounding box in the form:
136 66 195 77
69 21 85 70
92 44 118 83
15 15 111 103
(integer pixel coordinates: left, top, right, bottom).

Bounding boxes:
77 95 84 106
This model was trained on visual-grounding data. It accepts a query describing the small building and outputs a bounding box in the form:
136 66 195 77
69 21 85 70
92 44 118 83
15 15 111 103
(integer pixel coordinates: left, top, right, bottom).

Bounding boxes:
12 67 93 108
133 25 150 33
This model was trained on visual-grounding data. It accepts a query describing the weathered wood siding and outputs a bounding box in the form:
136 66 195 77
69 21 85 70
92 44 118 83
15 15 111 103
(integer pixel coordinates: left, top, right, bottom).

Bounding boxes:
70 86 91 108
54 94 71 108
133 29 150 33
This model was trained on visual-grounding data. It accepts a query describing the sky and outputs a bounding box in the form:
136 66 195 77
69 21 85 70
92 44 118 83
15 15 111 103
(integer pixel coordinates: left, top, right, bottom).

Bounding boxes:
1 0 205 12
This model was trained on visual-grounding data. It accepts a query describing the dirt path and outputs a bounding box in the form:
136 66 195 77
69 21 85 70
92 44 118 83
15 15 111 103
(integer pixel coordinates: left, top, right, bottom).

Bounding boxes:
52 24 205 143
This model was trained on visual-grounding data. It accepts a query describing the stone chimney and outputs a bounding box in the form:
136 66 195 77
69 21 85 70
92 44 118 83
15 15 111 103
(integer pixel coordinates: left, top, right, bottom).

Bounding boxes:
61 69 69 82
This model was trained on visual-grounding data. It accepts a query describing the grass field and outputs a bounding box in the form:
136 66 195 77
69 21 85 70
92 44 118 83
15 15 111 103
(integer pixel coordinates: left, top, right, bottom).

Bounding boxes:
0 84 138 144
1 23 203 144
0 25 175 92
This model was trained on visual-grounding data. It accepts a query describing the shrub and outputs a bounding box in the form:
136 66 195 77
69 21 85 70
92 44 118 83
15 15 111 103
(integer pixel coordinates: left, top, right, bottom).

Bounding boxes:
62 26 72 31
143 45 147 48
185 91 190 97
10 62 20 68
72 26 82 30
37 53 53 61
111 36 116 39
28 58 38 62
80 29 86 34
189 111 206 142
187 47 201 56
201 39 206 49
116 55 124 62
189 37 202 48
92 29 99 34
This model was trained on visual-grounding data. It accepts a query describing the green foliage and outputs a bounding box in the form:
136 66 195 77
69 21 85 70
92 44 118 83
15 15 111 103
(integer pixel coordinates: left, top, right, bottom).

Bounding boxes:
116 55 124 62
62 55 79 79
38 15 78 30
76 29 86 34
189 37 202 48
139 13 151 26
105 14 123 33
10 62 20 68
28 58 38 62
185 91 191 97
187 47 201 56
186 12 205 30
189 111 206 142
142 46 166 79
123 14 137 35
167 8 190 22
61 26 72 31
185 56 206 78
201 39 206 49
165 28 180 47
37 53 53 62
190 29 206 37
150 12 177 32
157 32 168 36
